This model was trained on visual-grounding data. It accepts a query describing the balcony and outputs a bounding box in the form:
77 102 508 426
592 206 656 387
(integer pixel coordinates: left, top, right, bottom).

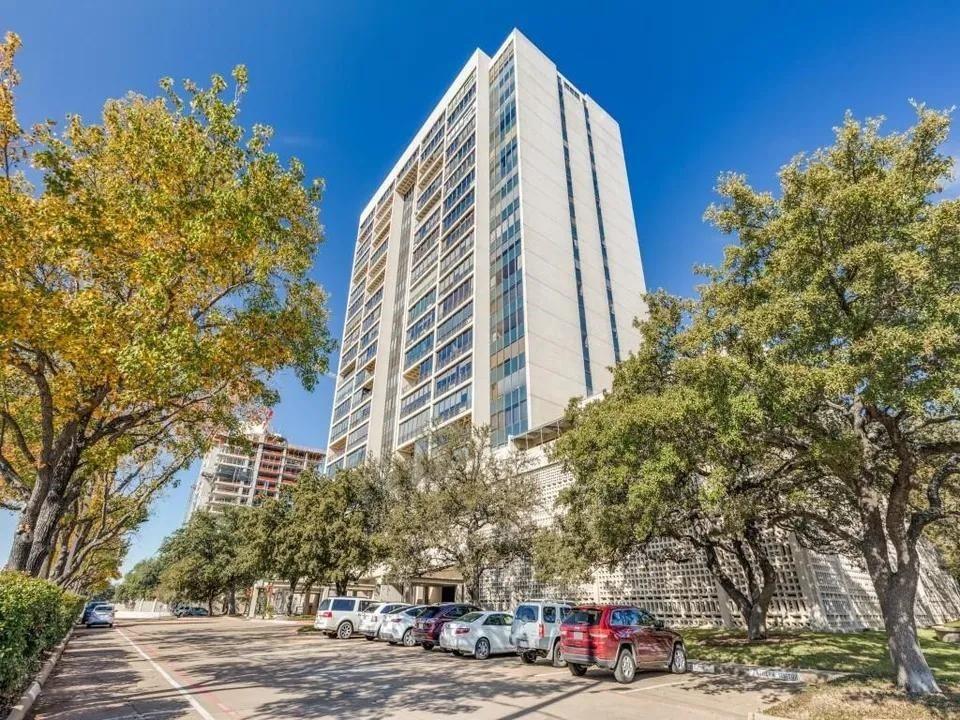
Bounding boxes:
397 153 419 195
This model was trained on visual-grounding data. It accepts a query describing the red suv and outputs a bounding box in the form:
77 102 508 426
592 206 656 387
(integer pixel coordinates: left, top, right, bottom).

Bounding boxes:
559 605 686 683
411 603 480 650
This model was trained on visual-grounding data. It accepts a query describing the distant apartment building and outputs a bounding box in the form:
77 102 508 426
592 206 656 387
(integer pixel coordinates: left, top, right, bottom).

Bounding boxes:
186 423 325 518
324 29 647 470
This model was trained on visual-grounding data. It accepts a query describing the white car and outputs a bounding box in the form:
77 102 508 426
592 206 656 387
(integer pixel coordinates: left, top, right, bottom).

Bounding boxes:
439 610 515 659
511 599 574 666
379 604 429 646
314 597 373 639
359 602 411 640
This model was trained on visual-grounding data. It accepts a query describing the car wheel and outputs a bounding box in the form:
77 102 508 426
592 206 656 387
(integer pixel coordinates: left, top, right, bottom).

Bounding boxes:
421 642 435 651
551 640 566 668
452 650 462 656
670 643 687 673
520 651 537 664
474 637 491 660
568 663 587 677
402 629 416 647
336 621 354 640
109 624 114 628
614 647 637 684
365 634 376 641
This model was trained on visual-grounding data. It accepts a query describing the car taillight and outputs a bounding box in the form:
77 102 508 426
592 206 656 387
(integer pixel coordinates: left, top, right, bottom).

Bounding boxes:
455 627 470 635
538 622 545 638
390 617 401 623
319 611 332 618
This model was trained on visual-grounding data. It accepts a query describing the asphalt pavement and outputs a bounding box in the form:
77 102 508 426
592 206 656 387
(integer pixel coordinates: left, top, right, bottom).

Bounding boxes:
29 616 799 720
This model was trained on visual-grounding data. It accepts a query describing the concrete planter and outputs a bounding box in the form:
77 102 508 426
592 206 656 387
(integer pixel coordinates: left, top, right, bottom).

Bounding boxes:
687 659 848 684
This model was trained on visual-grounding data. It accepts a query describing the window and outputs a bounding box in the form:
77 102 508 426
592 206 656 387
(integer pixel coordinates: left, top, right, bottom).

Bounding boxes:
436 301 472 343
436 328 472 369
406 309 435 345
460 611 484 623
399 383 431 418
408 289 435 322
434 385 470 422
435 357 472 396
439 277 473 319
563 608 601 626
485 613 508 626
397 407 430 445
442 189 475 231
332 598 354 612
404 333 433 368
543 606 556 623
439 255 473 296
514 605 538 623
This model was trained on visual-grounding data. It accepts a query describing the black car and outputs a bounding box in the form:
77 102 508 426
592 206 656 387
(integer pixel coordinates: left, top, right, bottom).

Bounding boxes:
411 603 480 650
175 606 210 618
81 601 101 624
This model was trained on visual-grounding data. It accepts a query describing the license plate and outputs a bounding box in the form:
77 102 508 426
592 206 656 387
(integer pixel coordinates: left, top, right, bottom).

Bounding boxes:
573 631 583 641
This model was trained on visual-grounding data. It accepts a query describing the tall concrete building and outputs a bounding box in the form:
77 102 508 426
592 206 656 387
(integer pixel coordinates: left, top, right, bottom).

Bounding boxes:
326 30 646 470
187 423 325 518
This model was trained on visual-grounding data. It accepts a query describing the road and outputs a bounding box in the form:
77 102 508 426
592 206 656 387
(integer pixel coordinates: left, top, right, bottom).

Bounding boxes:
30 617 798 720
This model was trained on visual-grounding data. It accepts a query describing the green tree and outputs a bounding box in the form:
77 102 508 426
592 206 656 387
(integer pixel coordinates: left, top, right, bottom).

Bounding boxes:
156 508 255 614
0 32 334 575
115 557 164 603
546 292 835 640
385 424 539 603
698 106 960 694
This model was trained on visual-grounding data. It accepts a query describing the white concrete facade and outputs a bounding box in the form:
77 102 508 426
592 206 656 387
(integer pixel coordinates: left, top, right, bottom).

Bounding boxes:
325 30 647 468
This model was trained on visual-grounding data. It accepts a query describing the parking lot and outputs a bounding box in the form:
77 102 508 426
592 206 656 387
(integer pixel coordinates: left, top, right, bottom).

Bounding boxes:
30 616 799 720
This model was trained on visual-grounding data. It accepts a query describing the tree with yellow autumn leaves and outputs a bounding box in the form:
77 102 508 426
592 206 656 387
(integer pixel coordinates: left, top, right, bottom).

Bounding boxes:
0 31 334 580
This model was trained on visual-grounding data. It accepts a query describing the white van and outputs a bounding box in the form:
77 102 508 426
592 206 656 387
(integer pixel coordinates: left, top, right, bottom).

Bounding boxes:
314 596 373 639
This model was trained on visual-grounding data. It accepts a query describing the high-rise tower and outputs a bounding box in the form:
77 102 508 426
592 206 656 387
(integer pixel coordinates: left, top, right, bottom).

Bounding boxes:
326 30 646 470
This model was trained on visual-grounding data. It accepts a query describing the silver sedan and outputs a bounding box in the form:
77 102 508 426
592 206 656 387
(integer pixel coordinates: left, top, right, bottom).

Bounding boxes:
380 604 429 646
439 611 515 659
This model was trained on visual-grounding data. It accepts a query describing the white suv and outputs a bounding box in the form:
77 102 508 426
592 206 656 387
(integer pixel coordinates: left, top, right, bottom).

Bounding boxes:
510 599 574 666
314 597 373 639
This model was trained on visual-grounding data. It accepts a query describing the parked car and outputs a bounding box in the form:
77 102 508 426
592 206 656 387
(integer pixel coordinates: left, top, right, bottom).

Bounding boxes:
174 606 209 618
358 602 411 640
85 603 115 628
440 610 515 659
510 599 573 666
314 596 374 639
560 605 686 683
412 603 480 650
379 605 430 646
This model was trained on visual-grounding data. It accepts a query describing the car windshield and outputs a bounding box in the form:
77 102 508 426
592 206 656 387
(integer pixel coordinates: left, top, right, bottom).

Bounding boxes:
317 599 331 611
418 606 442 619
459 612 484 623
404 606 426 616
563 608 601 625
366 603 383 614
514 605 538 623
94 604 113 611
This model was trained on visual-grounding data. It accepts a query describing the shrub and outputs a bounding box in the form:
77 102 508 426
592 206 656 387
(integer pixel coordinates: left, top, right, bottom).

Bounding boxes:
0 572 83 708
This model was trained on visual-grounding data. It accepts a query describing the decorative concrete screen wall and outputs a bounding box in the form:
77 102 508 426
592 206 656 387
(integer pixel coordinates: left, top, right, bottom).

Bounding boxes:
480 456 960 631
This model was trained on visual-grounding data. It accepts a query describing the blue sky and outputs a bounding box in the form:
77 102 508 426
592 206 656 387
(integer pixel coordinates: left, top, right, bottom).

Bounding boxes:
2 1 959 574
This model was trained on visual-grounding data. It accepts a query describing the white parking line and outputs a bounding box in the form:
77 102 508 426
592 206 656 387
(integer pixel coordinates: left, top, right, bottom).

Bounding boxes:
115 629 217 720
617 679 690 693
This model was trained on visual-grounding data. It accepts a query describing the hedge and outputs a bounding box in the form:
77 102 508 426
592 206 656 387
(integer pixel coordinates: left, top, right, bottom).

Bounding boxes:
0 571 83 709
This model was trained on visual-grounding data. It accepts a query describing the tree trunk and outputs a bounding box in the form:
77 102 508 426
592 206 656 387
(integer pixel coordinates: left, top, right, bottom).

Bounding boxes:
286 578 298 615
335 579 347 596
227 587 237 615
207 596 214 615
702 538 776 642
861 530 941 694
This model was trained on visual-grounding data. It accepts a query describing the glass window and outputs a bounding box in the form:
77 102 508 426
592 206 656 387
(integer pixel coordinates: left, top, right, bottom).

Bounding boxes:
332 598 354 612
514 605 538 623
460 612 484 623
563 608 601 626
418 606 442 619
317 599 331 611
543 606 556 623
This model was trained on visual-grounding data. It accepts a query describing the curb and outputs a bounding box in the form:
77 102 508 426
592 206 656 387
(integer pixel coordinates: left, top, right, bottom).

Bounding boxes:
4 626 74 720
686 659 847 684
748 714 792 720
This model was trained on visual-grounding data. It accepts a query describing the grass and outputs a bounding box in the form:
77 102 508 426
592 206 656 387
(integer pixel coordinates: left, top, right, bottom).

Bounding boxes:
766 677 960 720
682 628 960 687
